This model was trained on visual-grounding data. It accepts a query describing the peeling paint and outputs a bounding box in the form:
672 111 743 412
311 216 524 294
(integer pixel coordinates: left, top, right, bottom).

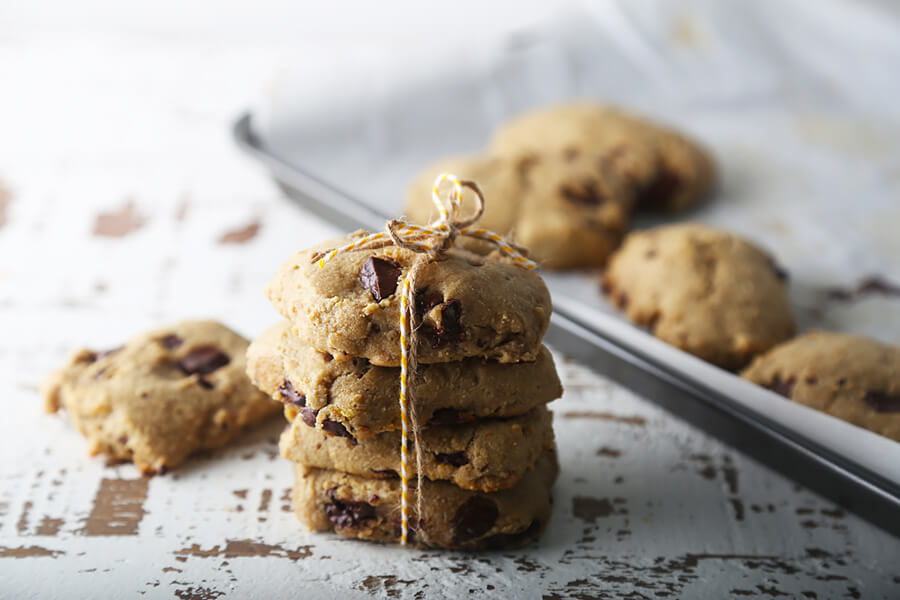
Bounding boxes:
218 220 261 244
174 539 313 561
93 201 147 238
16 500 33 534
79 477 149 536
0 545 64 559
36 515 64 536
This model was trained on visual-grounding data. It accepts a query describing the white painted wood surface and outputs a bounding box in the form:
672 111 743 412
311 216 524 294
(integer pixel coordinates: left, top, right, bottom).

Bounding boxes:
1 3 899 598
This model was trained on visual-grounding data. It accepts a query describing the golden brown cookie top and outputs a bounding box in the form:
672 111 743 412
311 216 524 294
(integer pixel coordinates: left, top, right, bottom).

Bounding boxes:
265 232 552 366
405 152 634 269
603 223 795 370
741 331 900 441
490 102 715 213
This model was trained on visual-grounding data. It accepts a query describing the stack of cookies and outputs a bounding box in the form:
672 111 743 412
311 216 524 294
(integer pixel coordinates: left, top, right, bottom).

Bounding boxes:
247 231 563 549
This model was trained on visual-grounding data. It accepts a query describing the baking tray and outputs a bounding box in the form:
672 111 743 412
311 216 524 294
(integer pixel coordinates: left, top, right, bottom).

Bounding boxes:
233 113 900 537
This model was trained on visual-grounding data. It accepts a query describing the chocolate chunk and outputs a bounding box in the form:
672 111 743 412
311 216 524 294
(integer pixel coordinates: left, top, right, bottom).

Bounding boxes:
435 452 469 467
765 378 795 399
428 408 476 426
322 419 357 445
300 407 318 427
197 377 214 390
278 379 306 406
863 391 900 413
179 345 230 376
437 300 463 344
415 292 463 348
560 179 605 205
359 256 402 301
325 487 376 530
159 334 183 349
639 168 681 210
452 496 499 544
426 299 463 348
415 290 444 318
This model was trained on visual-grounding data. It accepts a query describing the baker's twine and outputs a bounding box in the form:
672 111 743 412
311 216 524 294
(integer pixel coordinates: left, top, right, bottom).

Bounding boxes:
317 173 536 545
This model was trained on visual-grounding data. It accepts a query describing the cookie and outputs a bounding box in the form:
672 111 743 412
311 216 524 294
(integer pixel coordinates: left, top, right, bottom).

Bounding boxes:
265 232 552 366
280 406 554 492
490 102 715 213
602 224 795 370
42 320 279 474
741 331 900 441
246 322 563 439
291 448 558 549
405 152 635 269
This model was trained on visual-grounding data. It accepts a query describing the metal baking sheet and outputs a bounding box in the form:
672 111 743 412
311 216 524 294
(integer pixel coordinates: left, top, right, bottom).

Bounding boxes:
234 1 900 536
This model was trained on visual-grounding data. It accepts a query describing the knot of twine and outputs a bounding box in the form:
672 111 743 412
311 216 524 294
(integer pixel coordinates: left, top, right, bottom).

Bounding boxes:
317 173 537 545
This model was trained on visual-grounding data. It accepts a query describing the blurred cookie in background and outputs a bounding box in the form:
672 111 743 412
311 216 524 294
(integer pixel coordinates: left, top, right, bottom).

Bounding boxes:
602 223 795 370
406 152 635 269
490 102 716 214
742 331 900 442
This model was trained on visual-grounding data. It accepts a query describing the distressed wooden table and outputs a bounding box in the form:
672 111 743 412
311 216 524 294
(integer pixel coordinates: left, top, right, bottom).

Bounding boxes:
1 27 899 600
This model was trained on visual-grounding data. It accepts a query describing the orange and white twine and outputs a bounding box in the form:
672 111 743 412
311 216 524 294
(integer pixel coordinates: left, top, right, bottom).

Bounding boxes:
317 173 537 545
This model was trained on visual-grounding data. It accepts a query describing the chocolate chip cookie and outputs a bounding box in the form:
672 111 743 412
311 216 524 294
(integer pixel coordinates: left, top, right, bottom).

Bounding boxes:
42 320 279 474
741 331 900 441
292 448 557 549
265 232 552 366
490 102 716 213
602 224 795 370
280 406 554 492
405 152 635 269
247 322 562 439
